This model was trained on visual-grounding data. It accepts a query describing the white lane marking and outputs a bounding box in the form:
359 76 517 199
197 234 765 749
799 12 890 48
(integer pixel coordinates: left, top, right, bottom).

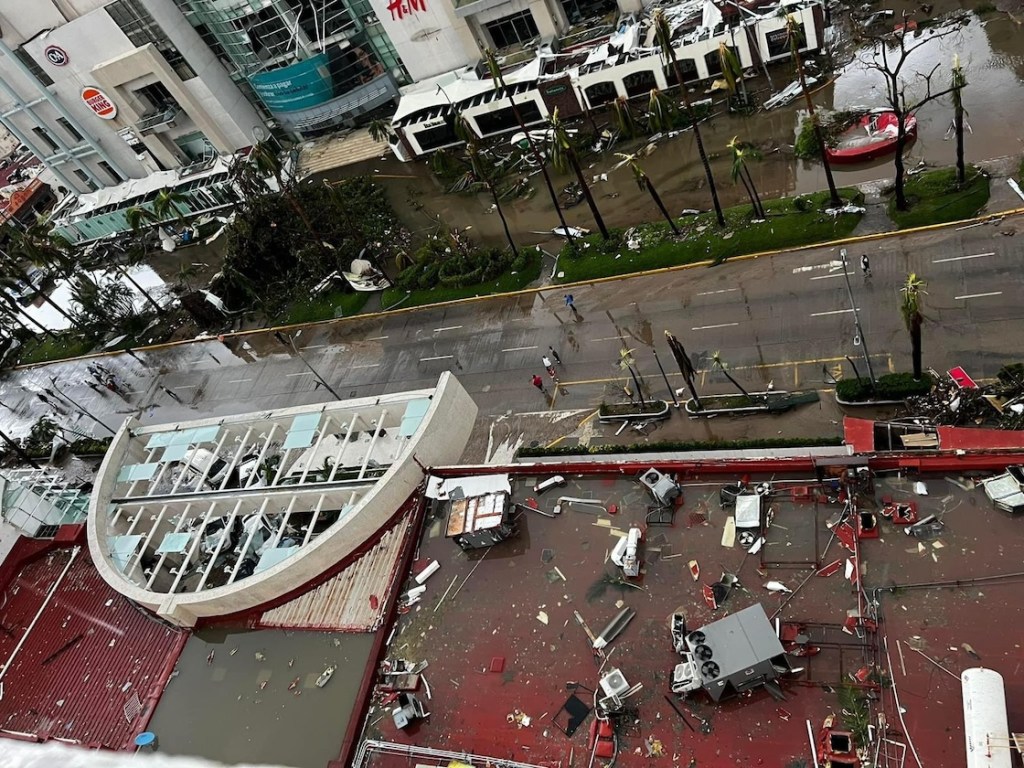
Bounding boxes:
589 336 623 343
933 252 994 263
793 260 844 274
810 308 857 317
286 371 314 377
696 288 739 296
810 273 845 281
227 378 252 384
691 322 740 331
175 385 199 390
365 335 389 341
420 355 453 362
955 291 1002 300
352 363 380 369
434 325 462 333
502 345 539 352
304 344 328 350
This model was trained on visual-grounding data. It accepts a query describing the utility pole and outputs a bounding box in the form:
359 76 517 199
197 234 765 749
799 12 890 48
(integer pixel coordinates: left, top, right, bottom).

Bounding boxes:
274 331 342 400
840 249 877 388
651 347 679 408
44 382 116 436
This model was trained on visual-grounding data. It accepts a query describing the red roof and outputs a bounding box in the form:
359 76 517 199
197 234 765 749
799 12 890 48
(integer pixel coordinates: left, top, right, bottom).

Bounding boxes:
0 542 186 749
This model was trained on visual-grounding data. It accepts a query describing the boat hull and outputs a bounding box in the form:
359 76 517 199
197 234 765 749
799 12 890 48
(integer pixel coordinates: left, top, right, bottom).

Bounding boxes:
826 111 918 165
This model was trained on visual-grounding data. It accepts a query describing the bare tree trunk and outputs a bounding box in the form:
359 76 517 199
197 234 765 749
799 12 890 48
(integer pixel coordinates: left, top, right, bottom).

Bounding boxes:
910 315 922 380
568 148 609 239
627 364 647 407
954 99 966 188
673 63 726 228
742 166 766 219
893 119 909 211
647 179 680 235
794 50 841 207
489 182 518 256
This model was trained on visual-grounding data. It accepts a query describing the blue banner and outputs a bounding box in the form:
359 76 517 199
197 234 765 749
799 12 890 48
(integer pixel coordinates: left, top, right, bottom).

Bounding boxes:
249 54 334 113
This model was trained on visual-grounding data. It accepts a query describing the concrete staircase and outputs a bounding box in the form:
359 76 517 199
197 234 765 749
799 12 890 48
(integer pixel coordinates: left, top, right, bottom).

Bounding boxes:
298 128 388 177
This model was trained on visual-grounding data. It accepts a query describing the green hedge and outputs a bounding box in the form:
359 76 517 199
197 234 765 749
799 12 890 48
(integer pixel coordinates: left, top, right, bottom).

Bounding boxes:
69 436 112 456
518 436 844 458
836 373 933 403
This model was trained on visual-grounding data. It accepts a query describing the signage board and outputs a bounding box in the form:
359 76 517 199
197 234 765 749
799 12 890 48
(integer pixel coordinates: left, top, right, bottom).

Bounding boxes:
82 86 117 120
248 54 334 113
44 45 69 67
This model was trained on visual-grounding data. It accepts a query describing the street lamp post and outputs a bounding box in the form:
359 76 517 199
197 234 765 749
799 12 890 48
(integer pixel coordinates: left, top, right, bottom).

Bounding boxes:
274 331 343 400
840 248 877 388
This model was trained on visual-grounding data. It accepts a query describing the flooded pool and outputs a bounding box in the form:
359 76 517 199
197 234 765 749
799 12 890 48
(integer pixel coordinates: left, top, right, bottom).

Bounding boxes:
147 627 374 768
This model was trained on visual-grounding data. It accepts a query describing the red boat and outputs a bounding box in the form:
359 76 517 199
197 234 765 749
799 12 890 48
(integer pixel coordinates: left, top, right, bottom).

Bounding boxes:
826 109 917 164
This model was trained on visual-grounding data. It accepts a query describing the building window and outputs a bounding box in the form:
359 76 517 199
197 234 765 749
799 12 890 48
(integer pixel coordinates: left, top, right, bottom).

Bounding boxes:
74 169 98 191
56 117 84 143
13 48 54 87
31 127 58 152
98 161 122 184
485 11 539 50
107 0 197 80
134 81 176 111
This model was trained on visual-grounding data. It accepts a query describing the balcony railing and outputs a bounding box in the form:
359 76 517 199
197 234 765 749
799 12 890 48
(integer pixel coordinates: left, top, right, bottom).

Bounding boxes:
136 104 182 134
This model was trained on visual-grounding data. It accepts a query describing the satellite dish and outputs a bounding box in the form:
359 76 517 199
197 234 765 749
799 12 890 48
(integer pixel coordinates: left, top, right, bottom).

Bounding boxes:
252 125 269 143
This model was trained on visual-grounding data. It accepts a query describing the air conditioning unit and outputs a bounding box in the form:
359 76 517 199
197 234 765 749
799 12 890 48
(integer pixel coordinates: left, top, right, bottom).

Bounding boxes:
599 668 630 699
638 467 681 505
672 658 701 694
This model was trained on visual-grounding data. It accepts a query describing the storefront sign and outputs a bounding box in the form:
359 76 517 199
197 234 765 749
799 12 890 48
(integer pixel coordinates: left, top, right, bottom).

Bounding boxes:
249 54 334 113
386 0 426 21
117 127 141 147
44 45 69 67
82 86 117 120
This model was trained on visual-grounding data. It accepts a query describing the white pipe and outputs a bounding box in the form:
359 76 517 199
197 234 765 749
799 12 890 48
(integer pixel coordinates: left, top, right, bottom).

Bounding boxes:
126 504 167 580
219 427 253 491
196 500 242 592
147 502 192 590
229 498 270 584
245 424 279 488
0 546 80 682
269 497 298 549
328 415 358 482
299 416 332 484
805 719 820 768
885 636 923 768
301 494 326 547
194 432 229 491
168 502 217 594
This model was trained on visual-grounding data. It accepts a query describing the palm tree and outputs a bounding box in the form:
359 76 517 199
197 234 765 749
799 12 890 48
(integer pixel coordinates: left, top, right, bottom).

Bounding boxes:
711 350 752 401
153 188 190 222
0 285 58 339
665 330 701 411
548 108 609 240
249 140 314 232
125 206 157 234
646 88 677 133
611 97 639 140
367 118 395 144
653 9 725 228
614 146 680 235
900 273 926 381
727 137 765 219
950 54 968 188
483 49 575 245
784 13 841 208
717 43 747 108
454 113 518 257
0 247 81 328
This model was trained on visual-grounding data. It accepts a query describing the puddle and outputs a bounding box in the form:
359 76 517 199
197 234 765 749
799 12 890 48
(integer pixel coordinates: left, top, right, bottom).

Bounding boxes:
147 627 374 768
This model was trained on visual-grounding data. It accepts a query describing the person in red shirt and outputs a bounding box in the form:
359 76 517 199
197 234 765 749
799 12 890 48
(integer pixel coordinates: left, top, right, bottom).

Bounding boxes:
531 374 546 393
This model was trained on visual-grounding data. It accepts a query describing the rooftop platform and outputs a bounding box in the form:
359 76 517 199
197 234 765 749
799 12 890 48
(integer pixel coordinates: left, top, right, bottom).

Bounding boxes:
0 539 186 749
87 373 476 626
357 458 1024 767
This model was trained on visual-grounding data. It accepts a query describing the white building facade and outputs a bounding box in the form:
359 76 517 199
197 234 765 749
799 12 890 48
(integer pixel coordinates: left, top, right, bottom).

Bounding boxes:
0 0 270 194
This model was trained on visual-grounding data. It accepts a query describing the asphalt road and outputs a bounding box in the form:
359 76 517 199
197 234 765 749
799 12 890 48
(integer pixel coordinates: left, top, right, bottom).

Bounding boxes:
3 214 1023 457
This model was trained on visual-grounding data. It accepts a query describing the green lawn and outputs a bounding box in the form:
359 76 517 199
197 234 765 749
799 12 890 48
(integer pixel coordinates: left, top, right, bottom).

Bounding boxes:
276 290 371 325
16 334 96 366
554 189 864 284
381 249 543 310
888 166 990 229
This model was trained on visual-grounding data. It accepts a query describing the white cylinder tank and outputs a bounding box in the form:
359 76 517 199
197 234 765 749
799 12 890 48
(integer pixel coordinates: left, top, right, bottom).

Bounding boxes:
962 667 1012 768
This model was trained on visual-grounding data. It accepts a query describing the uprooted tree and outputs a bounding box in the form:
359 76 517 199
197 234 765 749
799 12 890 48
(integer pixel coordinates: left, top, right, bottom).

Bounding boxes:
857 14 963 210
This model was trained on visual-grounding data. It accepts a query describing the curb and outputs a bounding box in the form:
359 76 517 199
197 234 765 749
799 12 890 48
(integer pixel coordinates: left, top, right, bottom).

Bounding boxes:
13 200 1024 373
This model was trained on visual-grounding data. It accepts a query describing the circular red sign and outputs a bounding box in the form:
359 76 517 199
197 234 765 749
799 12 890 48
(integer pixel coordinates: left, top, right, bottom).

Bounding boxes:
81 86 117 120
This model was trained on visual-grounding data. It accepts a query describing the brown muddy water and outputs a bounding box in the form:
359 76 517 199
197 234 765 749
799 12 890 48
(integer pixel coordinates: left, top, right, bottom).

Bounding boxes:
326 3 1024 250
147 627 374 768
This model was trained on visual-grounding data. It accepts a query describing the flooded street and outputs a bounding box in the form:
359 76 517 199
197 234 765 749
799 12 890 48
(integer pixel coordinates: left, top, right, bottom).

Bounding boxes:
328 4 1024 249
148 628 374 768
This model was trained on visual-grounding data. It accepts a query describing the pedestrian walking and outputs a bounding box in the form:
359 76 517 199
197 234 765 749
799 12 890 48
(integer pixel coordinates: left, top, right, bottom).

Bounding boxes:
860 253 871 277
531 374 546 394
542 355 558 381
160 385 183 403
548 346 562 365
564 293 580 319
